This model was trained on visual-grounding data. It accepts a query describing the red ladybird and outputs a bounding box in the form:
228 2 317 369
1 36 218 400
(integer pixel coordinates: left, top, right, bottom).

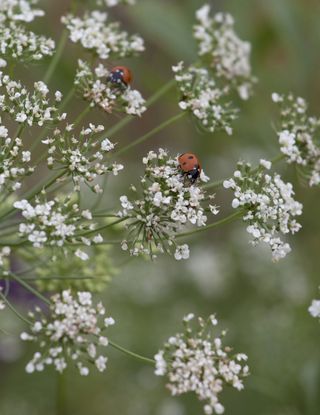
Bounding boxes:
178 153 201 183
108 66 133 88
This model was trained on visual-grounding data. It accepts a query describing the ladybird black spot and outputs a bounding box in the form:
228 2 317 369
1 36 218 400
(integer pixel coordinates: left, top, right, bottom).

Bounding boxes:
188 156 194 159
183 162 187 165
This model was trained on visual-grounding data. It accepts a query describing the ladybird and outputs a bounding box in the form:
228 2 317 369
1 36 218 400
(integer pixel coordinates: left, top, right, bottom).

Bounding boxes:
108 66 133 88
178 153 201 183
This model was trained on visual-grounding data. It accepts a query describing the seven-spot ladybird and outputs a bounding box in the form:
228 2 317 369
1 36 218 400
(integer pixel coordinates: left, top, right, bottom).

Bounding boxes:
108 66 133 88
178 153 201 183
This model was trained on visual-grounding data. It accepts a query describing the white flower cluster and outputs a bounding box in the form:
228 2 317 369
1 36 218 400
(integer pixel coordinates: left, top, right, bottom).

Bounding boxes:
173 62 236 135
0 0 44 22
224 160 303 261
309 298 320 319
194 5 255 100
42 122 123 192
154 314 249 415
20 290 115 375
75 60 146 116
0 74 65 127
62 11 144 60
0 119 34 193
13 195 103 259
0 0 55 64
272 92 320 186
118 149 218 260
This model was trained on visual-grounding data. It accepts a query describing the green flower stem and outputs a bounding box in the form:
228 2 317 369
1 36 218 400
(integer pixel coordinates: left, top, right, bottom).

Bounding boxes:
60 87 75 112
73 105 91 127
104 78 176 138
8 272 51 305
114 112 185 157
0 290 31 325
177 210 243 239
77 217 127 237
43 30 69 84
56 371 68 415
109 340 155 365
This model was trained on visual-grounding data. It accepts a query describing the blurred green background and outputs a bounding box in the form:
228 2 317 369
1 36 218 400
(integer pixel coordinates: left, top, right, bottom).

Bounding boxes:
1 0 320 414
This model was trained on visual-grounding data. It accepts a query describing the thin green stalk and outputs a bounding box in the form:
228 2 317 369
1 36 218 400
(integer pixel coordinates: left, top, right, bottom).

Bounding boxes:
104 78 176 138
43 30 68 84
60 87 75 112
77 217 127 237
9 272 51 305
114 112 185 157
56 372 67 415
177 210 243 238
73 106 91 127
0 291 32 325
109 340 155 365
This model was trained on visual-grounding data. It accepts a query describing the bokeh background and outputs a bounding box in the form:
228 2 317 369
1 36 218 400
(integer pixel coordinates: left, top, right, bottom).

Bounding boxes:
1 0 320 414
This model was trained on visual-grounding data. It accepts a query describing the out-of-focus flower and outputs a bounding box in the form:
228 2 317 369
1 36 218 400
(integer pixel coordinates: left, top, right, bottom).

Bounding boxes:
154 314 249 414
272 93 320 186
194 4 255 100
62 11 144 60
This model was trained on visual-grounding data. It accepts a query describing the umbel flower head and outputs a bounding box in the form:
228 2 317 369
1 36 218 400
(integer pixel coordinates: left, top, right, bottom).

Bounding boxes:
0 0 55 64
194 4 255 100
118 148 219 260
13 193 103 259
223 160 303 261
42 122 123 192
75 60 146 116
21 290 115 375
154 314 249 415
98 0 136 6
272 92 320 186
0 118 34 193
62 10 144 60
0 73 65 127
173 62 237 135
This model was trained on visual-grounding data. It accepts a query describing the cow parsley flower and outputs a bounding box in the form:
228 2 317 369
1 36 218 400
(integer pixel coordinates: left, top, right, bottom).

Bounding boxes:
0 73 65 127
272 93 320 186
20 290 114 375
13 195 103 258
75 60 146 116
42 122 123 192
0 23 55 64
223 160 303 261
118 149 218 260
173 62 237 135
0 0 54 64
194 5 255 100
0 119 34 193
0 0 44 23
154 314 249 415
309 297 320 319
62 11 144 60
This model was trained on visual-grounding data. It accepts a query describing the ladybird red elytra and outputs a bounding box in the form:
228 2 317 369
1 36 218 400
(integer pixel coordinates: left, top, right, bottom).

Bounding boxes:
178 153 202 183
108 66 133 87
